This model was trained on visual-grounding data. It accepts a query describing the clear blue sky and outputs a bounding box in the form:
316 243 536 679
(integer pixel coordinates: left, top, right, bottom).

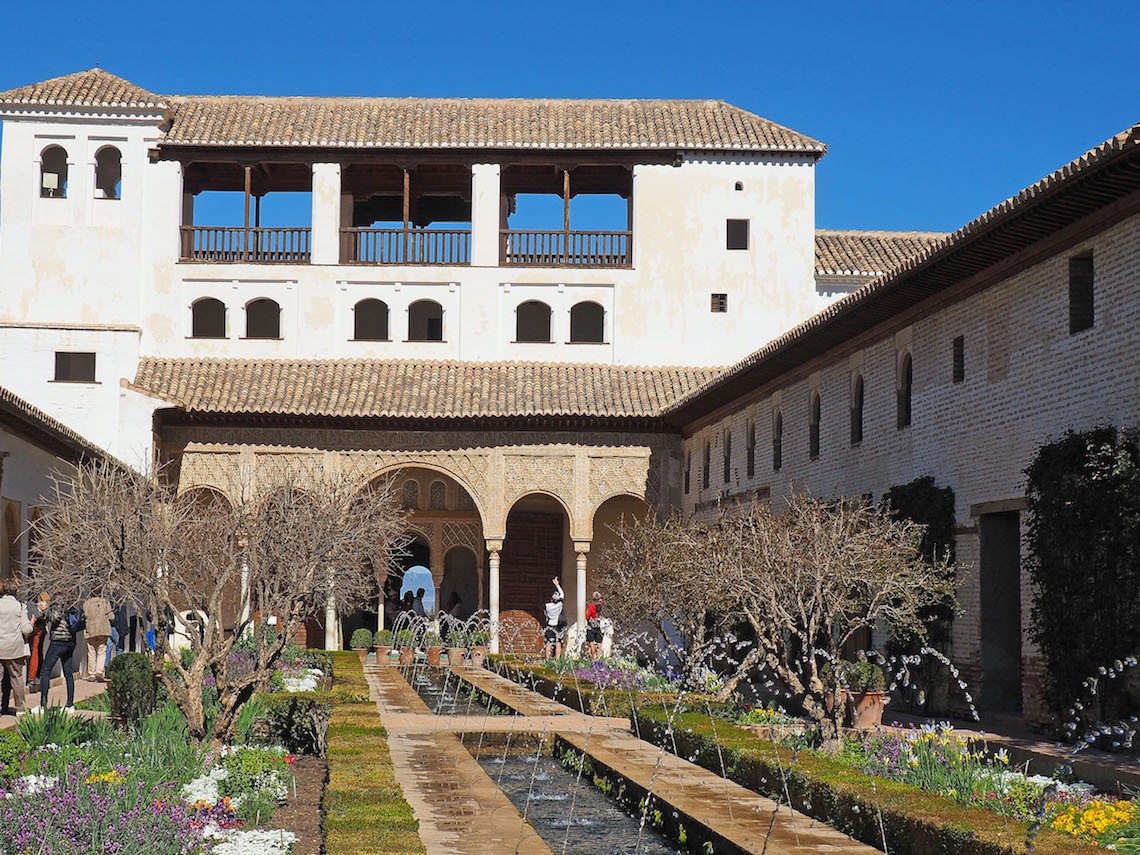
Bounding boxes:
1 0 1134 233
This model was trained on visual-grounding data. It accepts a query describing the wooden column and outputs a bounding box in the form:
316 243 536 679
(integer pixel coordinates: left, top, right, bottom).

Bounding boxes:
243 166 252 262
402 168 410 263
562 169 571 265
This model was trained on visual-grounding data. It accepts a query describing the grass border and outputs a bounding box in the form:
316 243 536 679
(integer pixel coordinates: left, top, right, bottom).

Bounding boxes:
322 651 426 855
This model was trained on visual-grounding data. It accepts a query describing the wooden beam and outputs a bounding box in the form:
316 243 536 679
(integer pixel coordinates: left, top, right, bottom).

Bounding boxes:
243 166 251 262
402 168 410 261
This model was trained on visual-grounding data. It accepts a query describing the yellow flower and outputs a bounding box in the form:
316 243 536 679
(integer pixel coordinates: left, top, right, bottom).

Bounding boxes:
1051 800 1134 840
84 770 124 785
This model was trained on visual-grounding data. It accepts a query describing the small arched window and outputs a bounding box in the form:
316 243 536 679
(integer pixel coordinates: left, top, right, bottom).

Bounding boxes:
569 301 605 343
773 411 783 472
40 146 68 198
722 429 732 483
850 374 864 445
429 480 447 510
702 440 711 489
191 298 226 339
516 300 552 343
734 181 744 191
353 299 389 341
809 392 821 460
94 146 122 199
897 352 913 429
402 479 420 509
746 421 756 478
408 299 443 342
245 298 281 339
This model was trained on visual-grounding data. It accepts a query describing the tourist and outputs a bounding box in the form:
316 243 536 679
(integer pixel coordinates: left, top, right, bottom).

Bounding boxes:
400 591 415 613
0 577 33 716
25 592 45 692
585 590 604 659
82 592 115 682
33 592 78 712
412 587 427 617
382 588 400 631
542 577 565 659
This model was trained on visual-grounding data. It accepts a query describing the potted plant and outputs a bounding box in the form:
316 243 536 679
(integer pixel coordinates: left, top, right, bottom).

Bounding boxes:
468 629 489 668
396 629 416 666
840 661 887 730
447 631 467 666
350 628 374 664
423 630 444 667
374 629 394 662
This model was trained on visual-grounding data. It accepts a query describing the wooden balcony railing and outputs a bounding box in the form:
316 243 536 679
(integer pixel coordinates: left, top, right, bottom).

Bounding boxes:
180 227 311 263
340 228 471 265
500 230 632 268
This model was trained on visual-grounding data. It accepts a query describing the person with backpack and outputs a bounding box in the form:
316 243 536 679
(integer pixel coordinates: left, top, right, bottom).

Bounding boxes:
584 590 605 659
31 591 80 712
82 593 114 682
542 578 565 659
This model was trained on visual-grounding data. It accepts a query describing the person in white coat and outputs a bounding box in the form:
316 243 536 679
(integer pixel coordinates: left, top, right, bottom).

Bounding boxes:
0 577 33 715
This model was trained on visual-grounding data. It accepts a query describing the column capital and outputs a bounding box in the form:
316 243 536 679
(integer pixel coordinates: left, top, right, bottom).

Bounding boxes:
485 539 504 553
573 541 591 555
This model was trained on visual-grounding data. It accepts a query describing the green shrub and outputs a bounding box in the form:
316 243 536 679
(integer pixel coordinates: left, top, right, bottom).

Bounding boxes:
0 730 26 778
261 693 333 756
446 631 467 648
840 661 885 693
469 630 489 647
350 628 374 650
375 630 394 646
18 706 90 749
107 652 158 726
218 746 288 800
422 631 442 647
236 788 278 826
395 629 414 648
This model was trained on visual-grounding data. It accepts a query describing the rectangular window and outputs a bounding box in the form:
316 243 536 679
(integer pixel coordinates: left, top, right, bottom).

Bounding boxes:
702 442 711 490
1069 255 1094 334
684 454 691 495
726 219 749 250
710 293 728 313
54 352 96 382
952 336 965 383
722 430 732 484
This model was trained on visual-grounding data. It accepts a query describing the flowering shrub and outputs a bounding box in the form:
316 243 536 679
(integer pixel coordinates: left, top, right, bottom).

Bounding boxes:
551 656 680 693
1052 799 1135 841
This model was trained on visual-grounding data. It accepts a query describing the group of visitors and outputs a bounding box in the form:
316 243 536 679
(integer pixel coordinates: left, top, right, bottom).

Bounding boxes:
542 578 605 659
382 585 432 628
0 580 145 716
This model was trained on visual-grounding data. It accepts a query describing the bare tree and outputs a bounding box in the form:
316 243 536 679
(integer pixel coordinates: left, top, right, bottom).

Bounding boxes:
29 459 407 745
717 492 956 738
595 510 731 686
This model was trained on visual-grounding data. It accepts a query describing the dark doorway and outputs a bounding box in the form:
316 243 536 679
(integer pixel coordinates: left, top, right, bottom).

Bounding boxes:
979 511 1023 713
501 508 564 623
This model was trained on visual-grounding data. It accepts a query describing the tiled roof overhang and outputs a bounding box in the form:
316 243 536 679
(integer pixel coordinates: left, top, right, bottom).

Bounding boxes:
0 387 109 465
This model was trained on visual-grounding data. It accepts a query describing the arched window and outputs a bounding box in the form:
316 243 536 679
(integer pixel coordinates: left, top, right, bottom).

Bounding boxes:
722 428 732 483
772 411 783 472
702 440 711 489
94 146 122 199
897 352 913 429
850 374 864 445
746 421 756 478
516 300 552 343
734 181 744 191
408 299 443 341
569 301 605 343
353 299 389 341
245 298 281 339
191 298 226 338
401 479 419 509
429 480 447 510
809 392 821 460
40 146 68 198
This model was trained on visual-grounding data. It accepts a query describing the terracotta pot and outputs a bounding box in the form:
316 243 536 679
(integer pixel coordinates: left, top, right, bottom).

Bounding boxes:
399 648 414 666
426 646 443 667
469 646 487 668
354 648 369 664
844 690 886 730
374 645 392 662
447 647 466 665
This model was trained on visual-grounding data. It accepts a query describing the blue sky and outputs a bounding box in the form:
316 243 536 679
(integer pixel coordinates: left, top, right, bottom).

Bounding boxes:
1 0 1134 233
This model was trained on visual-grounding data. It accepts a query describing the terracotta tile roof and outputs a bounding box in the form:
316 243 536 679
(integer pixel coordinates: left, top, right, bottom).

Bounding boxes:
0 385 110 464
667 121 1140 424
160 95 825 153
815 229 947 277
130 358 722 420
0 68 166 110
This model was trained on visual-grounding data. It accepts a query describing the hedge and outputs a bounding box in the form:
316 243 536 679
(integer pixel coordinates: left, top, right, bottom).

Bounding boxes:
632 707 1100 855
322 651 426 855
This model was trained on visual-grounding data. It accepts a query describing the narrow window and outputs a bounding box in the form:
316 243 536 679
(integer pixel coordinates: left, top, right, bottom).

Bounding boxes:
54 352 95 382
746 421 756 478
684 452 691 495
354 299 389 341
1069 255 1094 334
710 293 728 313
702 440 711 489
722 429 732 484
897 352 913 429
191 298 226 338
40 146 68 198
246 298 281 339
401 479 419 509
850 374 864 445
772 411 783 472
94 146 122 199
734 181 744 191
726 219 749 250
408 299 444 341
429 481 447 510
569 301 605 343
516 300 552 343
952 336 965 383
809 392 821 460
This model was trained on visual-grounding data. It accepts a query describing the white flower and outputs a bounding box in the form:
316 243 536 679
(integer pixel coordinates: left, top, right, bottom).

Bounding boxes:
207 827 297 855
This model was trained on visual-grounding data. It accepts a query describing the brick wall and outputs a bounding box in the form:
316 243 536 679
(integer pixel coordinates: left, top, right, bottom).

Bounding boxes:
500 510 564 622
681 212 1140 724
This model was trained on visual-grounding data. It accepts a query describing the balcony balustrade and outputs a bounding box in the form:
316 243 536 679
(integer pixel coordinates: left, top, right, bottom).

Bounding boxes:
180 226 311 263
340 228 471 265
500 230 631 268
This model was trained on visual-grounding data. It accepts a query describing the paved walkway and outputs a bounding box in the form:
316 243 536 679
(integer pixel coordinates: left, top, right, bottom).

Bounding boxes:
0 675 107 730
366 663 879 855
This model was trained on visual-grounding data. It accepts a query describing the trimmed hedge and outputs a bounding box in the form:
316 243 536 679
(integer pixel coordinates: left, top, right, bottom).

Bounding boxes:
633 707 1100 855
323 651 426 855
